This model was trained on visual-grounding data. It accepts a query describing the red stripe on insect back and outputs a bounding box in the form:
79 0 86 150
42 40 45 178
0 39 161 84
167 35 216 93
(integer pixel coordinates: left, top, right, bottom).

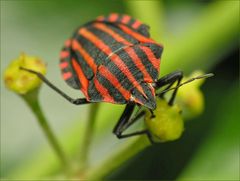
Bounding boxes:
110 53 147 98
139 46 160 70
131 20 141 29
108 13 118 22
100 66 130 100
125 47 153 83
92 23 132 45
79 28 147 97
59 61 68 69
72 39 97 73
72 58 89 97
60 51 70 59
62 72 72 80
121 15 131 24
64 39 71 47
94 78 115 103
117 24 156 44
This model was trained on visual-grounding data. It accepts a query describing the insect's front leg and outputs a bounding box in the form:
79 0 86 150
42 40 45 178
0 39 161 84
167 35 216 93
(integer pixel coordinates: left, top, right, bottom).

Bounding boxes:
155 71 183 105
113 104 154 143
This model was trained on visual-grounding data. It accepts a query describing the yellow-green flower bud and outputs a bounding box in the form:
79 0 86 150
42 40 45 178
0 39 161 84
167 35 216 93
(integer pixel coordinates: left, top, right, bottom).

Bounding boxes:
144 98 184 142
175 70 205 120
4 53 46 94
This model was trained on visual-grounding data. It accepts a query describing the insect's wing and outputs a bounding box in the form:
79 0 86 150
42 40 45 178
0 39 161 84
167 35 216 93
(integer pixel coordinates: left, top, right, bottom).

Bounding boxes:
90 42 162 105
59 37 95 99
96 43 162 108
121 43 162 83
90 46 144 104
133 43 163 81
96 13 150 38
88 64 130 104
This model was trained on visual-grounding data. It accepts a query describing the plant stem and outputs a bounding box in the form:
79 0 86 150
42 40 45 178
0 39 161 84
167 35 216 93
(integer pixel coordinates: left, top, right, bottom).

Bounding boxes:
79 103 99 171
21 89 69 170
87 136 151 180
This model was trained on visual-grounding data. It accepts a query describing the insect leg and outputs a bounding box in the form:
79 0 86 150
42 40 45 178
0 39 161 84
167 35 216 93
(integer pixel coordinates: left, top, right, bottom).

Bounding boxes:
113 104 154 142
155 70 183 105
20 67 90 105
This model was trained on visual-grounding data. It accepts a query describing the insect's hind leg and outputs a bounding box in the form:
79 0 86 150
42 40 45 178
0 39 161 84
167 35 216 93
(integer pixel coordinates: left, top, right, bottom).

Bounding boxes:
155 71 183 105
20 67 90 105
113 104 154 143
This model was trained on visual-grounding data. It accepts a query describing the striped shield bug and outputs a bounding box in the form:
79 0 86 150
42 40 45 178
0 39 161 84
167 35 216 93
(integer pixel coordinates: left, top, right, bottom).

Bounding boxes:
21 14 213 142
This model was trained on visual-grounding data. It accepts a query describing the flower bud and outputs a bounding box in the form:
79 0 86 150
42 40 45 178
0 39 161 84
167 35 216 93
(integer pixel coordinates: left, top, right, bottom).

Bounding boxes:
3 53 46 94
144 98 184 142
175 70 205 120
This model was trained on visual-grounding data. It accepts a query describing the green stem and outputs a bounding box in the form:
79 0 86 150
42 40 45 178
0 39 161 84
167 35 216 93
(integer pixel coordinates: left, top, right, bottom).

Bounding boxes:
87 136 151 180
79 103 100 171
21 89 69 170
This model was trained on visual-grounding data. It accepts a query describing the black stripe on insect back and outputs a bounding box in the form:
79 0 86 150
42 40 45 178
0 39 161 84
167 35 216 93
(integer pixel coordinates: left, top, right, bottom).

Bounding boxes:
87 26 145 83
88 80 103 102
126 18 137 28
87 25 124 51
133 45 159 80
96 73 127 103
102 23 139 44
74 33 107 66
115 14 123 23
71 31 96 80
73 50 94 80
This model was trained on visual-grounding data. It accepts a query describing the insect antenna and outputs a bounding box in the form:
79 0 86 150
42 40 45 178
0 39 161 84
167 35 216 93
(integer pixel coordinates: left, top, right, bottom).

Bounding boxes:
158 73 214 95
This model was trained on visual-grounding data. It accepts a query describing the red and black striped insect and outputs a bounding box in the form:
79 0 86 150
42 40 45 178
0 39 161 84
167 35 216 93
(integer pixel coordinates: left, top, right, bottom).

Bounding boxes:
21 14 210 142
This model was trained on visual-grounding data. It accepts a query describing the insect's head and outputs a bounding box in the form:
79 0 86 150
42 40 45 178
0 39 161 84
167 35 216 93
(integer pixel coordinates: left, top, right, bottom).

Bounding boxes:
130 82 156 110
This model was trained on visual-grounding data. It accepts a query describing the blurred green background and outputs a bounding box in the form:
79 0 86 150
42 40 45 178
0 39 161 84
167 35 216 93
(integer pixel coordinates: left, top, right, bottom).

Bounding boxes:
1 0 239 180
